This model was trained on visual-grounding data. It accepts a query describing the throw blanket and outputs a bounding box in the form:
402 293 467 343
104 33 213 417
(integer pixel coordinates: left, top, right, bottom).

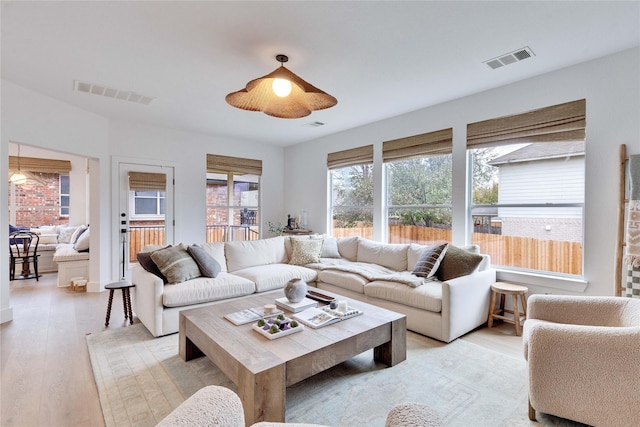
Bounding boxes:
308 259 429 288
625 154 640 267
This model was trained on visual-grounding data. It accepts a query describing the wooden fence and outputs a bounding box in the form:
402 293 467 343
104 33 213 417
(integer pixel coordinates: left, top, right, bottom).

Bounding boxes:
336 225 582 275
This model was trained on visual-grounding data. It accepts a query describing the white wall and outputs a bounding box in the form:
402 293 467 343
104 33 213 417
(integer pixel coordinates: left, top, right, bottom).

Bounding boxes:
1 83 285 324
1 80 110 322
284 47 640 297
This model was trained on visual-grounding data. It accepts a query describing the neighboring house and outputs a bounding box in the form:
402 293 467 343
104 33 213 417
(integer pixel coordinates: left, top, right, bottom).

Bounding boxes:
489 141 585 242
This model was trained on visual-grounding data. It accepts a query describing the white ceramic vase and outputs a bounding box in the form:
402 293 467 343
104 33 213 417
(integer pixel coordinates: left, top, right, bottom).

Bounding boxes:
284 278 308 303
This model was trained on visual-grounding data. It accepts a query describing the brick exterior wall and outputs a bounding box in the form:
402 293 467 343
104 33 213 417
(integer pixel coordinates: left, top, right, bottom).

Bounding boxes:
8 173 68 227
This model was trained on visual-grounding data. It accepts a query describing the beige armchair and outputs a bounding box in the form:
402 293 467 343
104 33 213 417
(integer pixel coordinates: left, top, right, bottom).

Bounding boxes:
523 295 640 427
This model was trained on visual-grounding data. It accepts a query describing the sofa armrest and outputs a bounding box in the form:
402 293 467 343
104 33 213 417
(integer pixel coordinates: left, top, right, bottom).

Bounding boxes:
527 294 629 327
525 322 640 426
132 264 165 337
440 267 496 342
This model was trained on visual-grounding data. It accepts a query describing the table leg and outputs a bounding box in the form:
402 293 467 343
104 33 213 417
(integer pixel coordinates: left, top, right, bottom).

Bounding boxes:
373 316 407 366
105 290 115 327
238 363 285 425
125 289 134 325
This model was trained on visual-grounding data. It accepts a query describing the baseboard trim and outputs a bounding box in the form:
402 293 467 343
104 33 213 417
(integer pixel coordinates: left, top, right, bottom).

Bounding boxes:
0 307 14 324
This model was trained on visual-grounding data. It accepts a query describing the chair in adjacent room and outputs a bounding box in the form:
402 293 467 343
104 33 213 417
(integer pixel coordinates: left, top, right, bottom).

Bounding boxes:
523 294 640 427
9 231 41 281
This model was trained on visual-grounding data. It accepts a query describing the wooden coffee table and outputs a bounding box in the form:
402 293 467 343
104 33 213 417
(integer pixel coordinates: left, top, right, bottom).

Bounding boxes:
179 290 406 425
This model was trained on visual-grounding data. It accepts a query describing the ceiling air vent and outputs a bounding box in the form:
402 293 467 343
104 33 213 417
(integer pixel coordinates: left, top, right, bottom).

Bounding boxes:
74 80 155 105
483 46 535 70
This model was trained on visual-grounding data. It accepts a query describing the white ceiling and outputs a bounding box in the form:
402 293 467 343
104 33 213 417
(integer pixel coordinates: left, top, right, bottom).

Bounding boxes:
2 1 639 147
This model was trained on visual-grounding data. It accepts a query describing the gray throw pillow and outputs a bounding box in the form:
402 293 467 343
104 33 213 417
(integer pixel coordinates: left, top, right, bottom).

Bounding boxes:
137 245 171 283
436 245 484 281
187 245 221 278
150 245 201 284
412 243 448 279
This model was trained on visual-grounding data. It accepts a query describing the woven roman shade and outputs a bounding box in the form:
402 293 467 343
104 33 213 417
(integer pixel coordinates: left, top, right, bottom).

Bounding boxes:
382 128 453 162
207 154 262 175
128 172 166 192
8 156 71 173
467 99 586 148
327 145 374 169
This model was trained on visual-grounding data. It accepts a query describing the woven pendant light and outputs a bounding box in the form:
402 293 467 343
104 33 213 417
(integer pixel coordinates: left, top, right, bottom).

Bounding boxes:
226 55 337 119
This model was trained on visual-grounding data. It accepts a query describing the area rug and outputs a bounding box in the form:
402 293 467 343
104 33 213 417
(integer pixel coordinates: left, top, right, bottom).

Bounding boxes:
86 324 581 427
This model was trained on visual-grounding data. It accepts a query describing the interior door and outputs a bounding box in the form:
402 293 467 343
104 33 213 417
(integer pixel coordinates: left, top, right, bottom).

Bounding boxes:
119 163 174 280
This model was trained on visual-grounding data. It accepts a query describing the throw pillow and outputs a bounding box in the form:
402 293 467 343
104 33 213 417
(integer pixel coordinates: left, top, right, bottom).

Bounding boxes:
151 244 202 284
436 245 484 281
137 247 170 283
412 243 448 279
187 245 221 278
73 227 90 252
320 235 341 258
70 225 88 244
57 226 79 244
289 238 324 266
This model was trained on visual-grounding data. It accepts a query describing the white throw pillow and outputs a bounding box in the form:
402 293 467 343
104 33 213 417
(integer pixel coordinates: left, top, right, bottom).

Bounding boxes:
320 235 341 258
58 226 79 243
336 236 360 261
74 228 90 252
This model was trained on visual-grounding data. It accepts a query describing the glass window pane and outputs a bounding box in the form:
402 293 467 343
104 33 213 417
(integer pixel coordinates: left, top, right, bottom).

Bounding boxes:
135 198 158 214
470 142 584 276
60 175 70 193
135 190 158 197
331 165 373 238
387 156 452 205
388 207 452 245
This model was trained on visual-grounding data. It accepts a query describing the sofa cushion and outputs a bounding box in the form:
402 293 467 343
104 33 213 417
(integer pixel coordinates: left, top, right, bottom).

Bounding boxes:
151 245 202 284
162 273 256 307
412 243 448 279
436 245 484 281
365 280 442 313
231 263 318 293
53 244 90 262
225 236 287 272
197 242 228 273
318 269 369 294
337 236 360 261
289 238 324 265
74 227 90 252
187 245 221 278
357 239 408 271
36 234 59 245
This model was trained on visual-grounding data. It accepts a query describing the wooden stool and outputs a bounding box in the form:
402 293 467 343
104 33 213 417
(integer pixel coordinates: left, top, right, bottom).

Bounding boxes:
105 280 135 327
487 282 528 336
70 276 85 292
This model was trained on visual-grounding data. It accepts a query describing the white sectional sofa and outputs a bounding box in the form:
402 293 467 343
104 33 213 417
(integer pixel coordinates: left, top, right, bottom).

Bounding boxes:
133 235 496 342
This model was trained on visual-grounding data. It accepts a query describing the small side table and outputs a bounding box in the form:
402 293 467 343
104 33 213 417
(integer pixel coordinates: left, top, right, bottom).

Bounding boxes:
105 280 135 327
487 282 528 336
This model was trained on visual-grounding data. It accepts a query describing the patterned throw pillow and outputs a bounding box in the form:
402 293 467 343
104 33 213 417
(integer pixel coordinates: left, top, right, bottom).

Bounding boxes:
58 226 79 244
412 243 448 278
436 245 484 281
289 238 324 266
137 248 169 283
150 245 202 284
187 245 221 278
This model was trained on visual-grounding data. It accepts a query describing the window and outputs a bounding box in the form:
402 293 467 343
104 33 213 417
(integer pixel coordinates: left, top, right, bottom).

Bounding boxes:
7 155 72 227
130 191 165 217
60 175 70 216
384 129 453 245
206 154 261 242
328 145 374 238
128 172 167 219
467 99 586 277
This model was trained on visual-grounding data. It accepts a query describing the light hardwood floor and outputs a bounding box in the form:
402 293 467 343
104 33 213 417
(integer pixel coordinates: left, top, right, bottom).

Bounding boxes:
1 273 524 427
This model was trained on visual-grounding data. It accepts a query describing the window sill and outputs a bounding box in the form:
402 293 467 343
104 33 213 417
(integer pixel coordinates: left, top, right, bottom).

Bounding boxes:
495 269 588 293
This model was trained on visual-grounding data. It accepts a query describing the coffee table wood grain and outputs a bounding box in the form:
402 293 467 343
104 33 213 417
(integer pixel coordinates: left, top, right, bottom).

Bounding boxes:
179 290 406 426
